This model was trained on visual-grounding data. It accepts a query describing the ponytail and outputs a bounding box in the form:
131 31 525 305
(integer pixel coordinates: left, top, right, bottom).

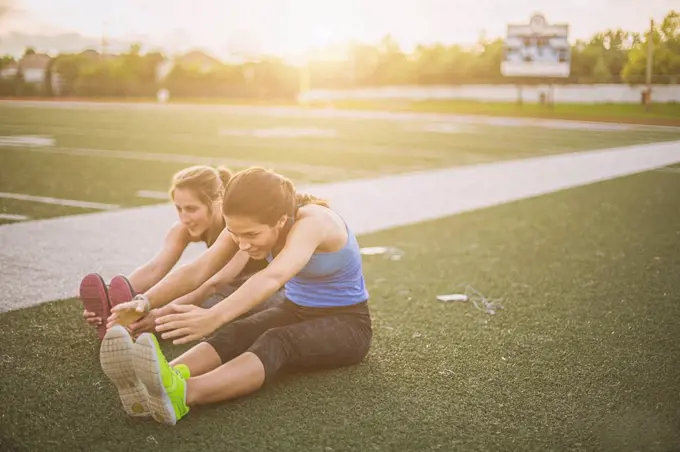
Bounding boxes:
216 166 233 188
295 193 329 209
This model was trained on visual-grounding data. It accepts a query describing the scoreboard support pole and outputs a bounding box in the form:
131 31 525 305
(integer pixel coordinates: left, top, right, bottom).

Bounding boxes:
516 84 523 106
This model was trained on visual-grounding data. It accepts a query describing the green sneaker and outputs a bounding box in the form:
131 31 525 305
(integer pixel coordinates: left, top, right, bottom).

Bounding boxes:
133 333 190 425
174 363 190 379
100 325 150 417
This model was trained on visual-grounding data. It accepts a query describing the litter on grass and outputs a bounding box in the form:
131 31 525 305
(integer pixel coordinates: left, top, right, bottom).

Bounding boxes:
436 294 469 303
359 246 404 261
437 285 504 315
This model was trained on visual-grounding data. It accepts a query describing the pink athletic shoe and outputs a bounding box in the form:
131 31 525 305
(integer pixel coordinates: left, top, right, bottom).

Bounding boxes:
79 273 111 340
108 275 136 309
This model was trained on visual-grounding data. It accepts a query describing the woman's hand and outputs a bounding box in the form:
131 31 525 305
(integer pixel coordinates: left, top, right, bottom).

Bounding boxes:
107 295 150 330
126 305 173 336
155 304 220 345
82 309 101 327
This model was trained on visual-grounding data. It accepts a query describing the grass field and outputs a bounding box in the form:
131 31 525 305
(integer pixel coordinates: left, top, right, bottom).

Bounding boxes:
1 168 679 451
2 103 680 225
2 101 680 450
6 96 680 125
328 100 680 126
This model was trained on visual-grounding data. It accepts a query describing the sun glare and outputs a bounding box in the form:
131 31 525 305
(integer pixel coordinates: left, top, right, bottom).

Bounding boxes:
260 0 363 62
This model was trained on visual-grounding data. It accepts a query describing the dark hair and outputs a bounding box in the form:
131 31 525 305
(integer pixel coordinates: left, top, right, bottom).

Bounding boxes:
222 167 329 226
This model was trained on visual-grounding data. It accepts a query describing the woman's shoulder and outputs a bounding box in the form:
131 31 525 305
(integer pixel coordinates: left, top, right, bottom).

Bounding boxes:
296 203 334 218
293 204 348 250
294 204 340 229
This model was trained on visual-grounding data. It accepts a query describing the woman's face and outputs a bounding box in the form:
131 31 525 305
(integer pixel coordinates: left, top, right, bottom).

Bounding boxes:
224 214 287 260
173 188 212 238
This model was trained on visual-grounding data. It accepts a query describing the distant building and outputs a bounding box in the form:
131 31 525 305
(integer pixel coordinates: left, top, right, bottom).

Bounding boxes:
0 61 19 79
154 50 223 85
77 49 118 62
18 53 52 84
174 50 222 73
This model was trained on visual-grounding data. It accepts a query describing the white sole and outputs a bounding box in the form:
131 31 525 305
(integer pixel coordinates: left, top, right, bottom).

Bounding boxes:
99 325 150 417
133 334 178 425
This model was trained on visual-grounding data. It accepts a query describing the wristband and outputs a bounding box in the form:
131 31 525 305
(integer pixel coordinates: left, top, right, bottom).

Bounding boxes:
133 294 151 313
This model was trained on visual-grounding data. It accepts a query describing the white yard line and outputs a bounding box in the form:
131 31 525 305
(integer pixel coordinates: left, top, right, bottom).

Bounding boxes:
1 140 679 312
2 99 679 132
0 135 55 146
0 192 119 210
136 190 169 200
0 145 361 180
0 213 29 221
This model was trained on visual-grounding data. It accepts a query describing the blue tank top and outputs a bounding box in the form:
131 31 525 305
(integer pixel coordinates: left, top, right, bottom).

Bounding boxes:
267 217 369 308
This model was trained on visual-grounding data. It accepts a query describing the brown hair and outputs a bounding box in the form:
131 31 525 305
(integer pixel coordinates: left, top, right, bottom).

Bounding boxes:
169 165 232 208
222 167 329 226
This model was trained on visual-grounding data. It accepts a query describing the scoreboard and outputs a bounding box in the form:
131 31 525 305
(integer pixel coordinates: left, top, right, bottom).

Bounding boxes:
501 14 571 78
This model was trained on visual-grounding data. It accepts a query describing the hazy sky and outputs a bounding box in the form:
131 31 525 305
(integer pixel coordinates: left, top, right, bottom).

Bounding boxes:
2 0 677 58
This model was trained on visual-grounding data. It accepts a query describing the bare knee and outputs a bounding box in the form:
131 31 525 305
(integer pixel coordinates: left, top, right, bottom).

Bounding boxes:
170 342 222 377
186 352 266 406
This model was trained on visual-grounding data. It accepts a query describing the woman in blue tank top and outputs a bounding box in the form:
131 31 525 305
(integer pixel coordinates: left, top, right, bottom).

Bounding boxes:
100 167 372 425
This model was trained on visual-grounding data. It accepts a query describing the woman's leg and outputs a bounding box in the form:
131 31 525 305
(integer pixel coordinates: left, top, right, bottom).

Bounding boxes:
171 288 289 376
169 304 299 377
132 303 300 424
169 343 223 377
185 352 265 405
186 310 372 406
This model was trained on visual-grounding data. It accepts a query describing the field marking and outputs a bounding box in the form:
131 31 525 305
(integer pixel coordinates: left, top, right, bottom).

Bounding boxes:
0 135 54 146
219 127 338 138
0 192 119 210
653 167 680 174
0 213 29 221
1 140 679 312
0 145 363 180
3 99 679 132
1 120 673 142
136 190 169 200
420 123 475 134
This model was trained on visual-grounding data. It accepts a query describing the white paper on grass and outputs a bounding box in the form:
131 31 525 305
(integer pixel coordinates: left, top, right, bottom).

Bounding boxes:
437 286 505 315
359 246 404 260
436 294 469 302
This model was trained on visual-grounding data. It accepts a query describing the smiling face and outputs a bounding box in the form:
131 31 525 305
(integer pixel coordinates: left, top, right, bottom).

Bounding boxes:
224 214 288 260
173 187 213 238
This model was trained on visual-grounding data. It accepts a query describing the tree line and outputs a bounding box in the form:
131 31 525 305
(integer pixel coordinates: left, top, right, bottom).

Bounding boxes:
0 10 677 100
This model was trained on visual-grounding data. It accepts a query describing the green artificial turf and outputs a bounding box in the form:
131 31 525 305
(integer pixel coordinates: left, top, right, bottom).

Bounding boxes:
2 169 679 451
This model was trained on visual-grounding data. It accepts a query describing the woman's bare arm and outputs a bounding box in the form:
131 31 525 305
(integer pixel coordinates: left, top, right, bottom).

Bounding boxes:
144 228 239 309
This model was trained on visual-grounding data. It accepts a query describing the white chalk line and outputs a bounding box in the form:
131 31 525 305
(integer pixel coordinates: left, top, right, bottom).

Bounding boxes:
0 192 119 210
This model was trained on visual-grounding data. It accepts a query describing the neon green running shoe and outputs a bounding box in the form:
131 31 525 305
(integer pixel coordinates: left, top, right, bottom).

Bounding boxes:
100 326 190 418
133 332 190 425
174 363 190 379
100 325 151 417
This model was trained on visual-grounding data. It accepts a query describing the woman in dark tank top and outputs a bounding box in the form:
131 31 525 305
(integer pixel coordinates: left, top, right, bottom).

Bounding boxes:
79 165 278 340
